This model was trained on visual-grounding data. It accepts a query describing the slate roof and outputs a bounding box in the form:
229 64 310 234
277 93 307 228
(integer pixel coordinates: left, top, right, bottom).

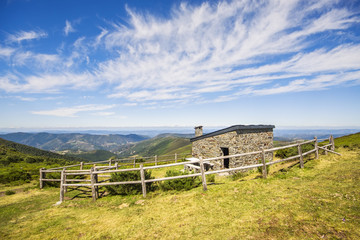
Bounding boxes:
190 125 275 142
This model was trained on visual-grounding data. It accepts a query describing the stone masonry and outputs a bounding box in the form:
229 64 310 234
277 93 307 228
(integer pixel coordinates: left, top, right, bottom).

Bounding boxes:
190 125 275 171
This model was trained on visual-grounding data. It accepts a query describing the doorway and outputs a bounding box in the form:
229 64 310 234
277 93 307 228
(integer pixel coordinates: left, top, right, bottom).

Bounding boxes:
221 147 230 168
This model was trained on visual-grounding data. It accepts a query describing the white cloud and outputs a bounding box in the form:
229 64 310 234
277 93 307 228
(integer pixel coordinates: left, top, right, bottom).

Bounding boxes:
15 96 37 101
287 45 360 73
91 111 115 116
1 0 360 105
7 30 47 43
0 72 98 93
123 102 137 107
64 20 76 36
95 0 360 103
31 104 116 117
0 46 15 57
238 70 360 96
94 28 108 47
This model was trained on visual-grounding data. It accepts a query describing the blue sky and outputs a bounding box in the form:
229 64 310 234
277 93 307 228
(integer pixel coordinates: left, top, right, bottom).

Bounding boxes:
1 0 360 129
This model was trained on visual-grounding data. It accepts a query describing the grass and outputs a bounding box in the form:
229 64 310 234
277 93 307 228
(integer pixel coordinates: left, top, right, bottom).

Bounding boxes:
0 145 359 239
0 181 38 192
334 132 360 150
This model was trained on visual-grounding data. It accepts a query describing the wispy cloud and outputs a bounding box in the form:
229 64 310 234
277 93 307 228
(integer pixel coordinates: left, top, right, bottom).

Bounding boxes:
7 30 47 43
10 51 60 67
64 20 76 36
122 102 137 107
15 96 37 101
0 72 98 93
1 0 360 105
91 111 115 116
0 46 15 57
97 0 360 103
94 27 108 47
31 104 116 117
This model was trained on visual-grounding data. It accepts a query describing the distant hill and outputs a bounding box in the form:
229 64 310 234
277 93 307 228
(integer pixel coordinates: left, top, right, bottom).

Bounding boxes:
156 133 194 138
67 150 117 162
0 132 149 152
333 132 360 149
0 137 82 185
0 137 82 162
117 135 191 157
274 129 360 141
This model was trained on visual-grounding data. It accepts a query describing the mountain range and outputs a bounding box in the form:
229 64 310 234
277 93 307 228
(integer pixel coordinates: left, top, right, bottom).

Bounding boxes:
1 129 359 158
0 132 148 153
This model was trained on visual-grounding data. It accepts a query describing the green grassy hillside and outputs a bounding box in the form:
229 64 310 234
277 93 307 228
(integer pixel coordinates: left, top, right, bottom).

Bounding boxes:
68 150 117 162
0 138 81 162
0 134 359 239
118 136 191 157
0 138 80 186
334 132 360 150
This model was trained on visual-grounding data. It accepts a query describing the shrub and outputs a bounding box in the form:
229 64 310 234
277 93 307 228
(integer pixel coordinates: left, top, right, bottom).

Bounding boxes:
275 147 297 158
0 147 6 155
206 174 215 183
105 170 155 195
0 169 32 184
43 172 61 187
25 156 41 163
135 158 145 163
159 170 201 191
230 171 248 181
275 143 315 159
5 190 16 195
257 160 270 175
6 155 23 163
0 157 10 166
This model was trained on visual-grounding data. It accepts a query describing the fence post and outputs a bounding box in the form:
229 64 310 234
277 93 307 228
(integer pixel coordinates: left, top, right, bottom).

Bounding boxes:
91 167 97 201
59 169 65 202
175 153 177 163
298 144 304 169
261 148 267 179
331 135 335 151
109 158 112 167
199 157 207 191
140 163 146 198
95 169 99 199
314 137 319 159
80 162 84 170
155 155 157 166
63 167 67 193
325 136 331 155
39 168 45 189
115 162 118 170
133 157 136 167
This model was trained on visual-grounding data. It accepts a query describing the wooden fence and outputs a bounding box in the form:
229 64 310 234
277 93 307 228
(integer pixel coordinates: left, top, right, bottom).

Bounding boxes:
40 136 339 203
39 152 191 189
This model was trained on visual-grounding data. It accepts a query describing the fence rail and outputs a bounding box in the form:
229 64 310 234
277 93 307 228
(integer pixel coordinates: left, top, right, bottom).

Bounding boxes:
39 136 340 202
39 152 190 189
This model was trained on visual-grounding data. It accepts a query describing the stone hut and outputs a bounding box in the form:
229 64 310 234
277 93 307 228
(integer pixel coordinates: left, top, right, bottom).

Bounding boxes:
190 125 275 170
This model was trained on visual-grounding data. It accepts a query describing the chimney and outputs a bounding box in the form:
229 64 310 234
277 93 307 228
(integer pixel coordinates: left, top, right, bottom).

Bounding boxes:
194 126 203 137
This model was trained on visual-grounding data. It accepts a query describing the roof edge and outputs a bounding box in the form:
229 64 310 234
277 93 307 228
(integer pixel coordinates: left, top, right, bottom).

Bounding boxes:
190 124 275 142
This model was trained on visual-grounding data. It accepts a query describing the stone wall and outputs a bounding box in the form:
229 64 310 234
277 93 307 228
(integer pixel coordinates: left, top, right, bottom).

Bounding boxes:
192 128 273 170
